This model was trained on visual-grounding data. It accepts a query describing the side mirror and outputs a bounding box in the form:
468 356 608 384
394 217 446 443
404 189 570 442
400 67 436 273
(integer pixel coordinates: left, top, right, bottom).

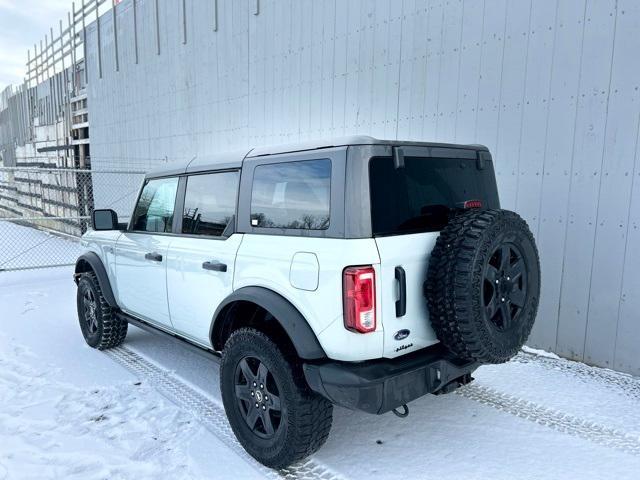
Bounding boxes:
92 209 120 231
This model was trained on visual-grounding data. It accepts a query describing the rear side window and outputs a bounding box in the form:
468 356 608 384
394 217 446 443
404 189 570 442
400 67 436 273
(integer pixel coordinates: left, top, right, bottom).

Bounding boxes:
369 156 499 236
182 171 239 237
250 159 331 230
131 177 179 233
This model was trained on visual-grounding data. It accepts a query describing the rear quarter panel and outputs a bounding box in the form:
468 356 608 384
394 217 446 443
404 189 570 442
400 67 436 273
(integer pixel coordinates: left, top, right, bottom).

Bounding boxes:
234 234 383 361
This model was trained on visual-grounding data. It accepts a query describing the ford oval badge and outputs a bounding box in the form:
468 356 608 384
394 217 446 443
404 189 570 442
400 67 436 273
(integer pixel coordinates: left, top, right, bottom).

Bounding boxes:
394 329 410 341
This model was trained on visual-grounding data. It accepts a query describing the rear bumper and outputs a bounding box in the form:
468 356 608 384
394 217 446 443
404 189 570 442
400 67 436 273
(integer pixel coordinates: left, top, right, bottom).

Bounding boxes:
303 344 478 414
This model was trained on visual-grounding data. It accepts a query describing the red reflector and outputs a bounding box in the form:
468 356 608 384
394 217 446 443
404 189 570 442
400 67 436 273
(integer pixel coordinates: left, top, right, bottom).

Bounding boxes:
463 200 483 209
343 266 376 333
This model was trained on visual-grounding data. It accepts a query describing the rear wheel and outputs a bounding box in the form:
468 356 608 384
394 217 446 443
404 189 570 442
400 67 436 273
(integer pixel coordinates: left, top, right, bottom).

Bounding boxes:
76 272 127 349
220 328 332 469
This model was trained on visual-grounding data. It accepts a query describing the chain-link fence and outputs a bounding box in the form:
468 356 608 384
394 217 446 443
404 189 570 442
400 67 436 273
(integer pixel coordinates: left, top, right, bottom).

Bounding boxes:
0 166 145 271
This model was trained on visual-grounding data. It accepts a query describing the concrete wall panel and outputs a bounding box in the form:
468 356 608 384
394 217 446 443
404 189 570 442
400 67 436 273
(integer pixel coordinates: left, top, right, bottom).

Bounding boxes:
84 0 640 375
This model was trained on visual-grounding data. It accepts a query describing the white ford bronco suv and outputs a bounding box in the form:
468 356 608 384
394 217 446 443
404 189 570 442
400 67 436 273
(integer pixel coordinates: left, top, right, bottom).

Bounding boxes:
74 136 540 468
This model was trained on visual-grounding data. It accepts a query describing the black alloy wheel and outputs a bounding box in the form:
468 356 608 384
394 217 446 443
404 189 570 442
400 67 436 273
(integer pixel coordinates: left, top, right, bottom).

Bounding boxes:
234 356 282 439
76 271 128 350
220 328 333 468
483 243 528 331
83 288 99 335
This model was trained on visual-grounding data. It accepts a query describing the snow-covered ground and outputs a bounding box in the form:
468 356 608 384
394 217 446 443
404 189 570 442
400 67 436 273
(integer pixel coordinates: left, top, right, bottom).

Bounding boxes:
1 267 639 480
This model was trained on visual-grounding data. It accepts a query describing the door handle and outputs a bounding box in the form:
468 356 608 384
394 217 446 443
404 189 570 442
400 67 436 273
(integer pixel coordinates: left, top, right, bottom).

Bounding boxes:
145 252 163 262
202 260 227 272
395 266 407 317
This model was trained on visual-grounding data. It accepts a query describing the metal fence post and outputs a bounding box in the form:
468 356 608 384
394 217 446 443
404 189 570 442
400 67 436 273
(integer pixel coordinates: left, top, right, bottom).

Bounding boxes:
81 0 88 86
213 0 218 31
112 0 119 72
133 0 139 64
155 0 161 55
96 0 103 79
182 0 187 45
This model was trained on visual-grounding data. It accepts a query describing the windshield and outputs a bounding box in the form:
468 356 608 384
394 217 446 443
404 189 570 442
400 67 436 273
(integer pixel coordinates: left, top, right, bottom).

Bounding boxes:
369 155 499 236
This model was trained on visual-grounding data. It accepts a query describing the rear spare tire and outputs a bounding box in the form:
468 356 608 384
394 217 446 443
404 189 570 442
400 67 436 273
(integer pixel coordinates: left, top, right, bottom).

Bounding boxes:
425 209 540 364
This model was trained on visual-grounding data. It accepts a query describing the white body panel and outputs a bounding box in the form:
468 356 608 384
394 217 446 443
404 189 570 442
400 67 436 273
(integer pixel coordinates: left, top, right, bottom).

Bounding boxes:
374 232 441 358
165 234 244 345
234 234 383 361
114 233 173 327
289 252 320 291
81 230 122 291
79 227 443 362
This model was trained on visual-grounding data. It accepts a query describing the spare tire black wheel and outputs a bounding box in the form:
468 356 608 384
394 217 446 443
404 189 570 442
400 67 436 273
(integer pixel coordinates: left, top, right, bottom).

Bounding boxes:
425 209 540 364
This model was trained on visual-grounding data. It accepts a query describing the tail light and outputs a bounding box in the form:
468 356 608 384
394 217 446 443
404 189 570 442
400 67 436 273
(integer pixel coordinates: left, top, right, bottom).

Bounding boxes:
462 199 482 209
343 266 376 333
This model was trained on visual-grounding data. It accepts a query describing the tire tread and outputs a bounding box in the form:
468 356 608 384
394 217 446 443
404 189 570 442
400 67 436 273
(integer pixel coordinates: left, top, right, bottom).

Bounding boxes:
425 209 540 364
78 272 128 350
220 328 332 469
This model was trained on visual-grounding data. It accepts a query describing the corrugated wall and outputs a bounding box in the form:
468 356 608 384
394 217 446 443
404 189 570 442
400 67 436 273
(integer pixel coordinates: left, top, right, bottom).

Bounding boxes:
85 0 640 375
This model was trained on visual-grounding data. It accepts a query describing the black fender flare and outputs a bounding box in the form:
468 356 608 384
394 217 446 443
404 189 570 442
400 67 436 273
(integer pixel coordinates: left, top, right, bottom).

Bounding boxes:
74 252 118 308
210 286 326 360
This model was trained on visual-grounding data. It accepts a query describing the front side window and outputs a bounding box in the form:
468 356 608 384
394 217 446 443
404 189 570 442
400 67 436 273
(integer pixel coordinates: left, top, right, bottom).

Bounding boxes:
131 177 179 233
250 159 331 230
182 171 239 237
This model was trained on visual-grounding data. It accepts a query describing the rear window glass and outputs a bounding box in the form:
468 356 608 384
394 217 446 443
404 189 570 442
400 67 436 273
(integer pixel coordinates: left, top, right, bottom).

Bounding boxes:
250 159 331 230
369 156 499 236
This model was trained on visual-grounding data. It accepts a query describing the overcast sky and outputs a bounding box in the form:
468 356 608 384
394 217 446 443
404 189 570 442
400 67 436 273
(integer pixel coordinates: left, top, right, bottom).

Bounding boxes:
0 0 70 91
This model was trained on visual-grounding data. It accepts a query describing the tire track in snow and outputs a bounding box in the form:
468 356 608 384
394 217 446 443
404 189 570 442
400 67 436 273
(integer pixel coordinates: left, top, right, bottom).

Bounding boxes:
457 383 640 456
104 346 344 480
512 351 640 401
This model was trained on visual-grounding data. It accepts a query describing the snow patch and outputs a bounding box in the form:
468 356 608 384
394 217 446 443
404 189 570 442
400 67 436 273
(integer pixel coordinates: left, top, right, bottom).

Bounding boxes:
522 345 561 359
0 336 199 479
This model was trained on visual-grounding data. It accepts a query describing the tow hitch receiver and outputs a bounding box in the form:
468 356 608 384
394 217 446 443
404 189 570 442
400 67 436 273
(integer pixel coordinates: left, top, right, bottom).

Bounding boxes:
433 373 475 395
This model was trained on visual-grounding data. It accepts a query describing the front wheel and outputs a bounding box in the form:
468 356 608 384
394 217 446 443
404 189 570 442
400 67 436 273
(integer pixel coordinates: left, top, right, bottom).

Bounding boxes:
220 328 333 469
76 272 128 349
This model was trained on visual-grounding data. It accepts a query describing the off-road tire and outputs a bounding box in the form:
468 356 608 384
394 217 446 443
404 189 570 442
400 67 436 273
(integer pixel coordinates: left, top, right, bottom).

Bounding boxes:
425 209 540 364
220 328 333 469
77 272 128 349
